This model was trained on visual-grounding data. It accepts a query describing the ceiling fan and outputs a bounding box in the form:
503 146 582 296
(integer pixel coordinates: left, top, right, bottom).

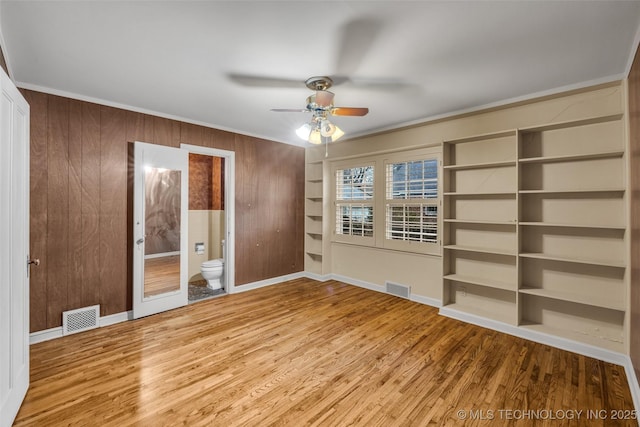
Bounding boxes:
271 76 369 145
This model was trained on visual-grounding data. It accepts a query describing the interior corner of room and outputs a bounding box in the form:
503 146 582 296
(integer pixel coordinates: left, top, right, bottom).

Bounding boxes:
3 2 640 425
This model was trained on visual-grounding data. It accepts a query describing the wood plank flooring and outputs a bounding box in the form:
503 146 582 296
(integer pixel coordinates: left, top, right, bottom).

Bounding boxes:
143 255 180 297
14 279 636 426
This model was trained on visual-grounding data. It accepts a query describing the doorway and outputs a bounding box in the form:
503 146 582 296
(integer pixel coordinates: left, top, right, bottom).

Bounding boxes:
181 144 235 301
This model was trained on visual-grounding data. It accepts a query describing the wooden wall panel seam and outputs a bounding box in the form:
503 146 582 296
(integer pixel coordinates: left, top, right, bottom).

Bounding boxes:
25 89 305 330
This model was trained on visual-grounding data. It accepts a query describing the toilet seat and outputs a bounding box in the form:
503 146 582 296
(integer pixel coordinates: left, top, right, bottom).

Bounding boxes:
201 259 223 269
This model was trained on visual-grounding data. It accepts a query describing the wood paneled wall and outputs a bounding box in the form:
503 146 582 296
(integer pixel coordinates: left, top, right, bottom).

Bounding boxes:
22 89 305 332
629 46 640 381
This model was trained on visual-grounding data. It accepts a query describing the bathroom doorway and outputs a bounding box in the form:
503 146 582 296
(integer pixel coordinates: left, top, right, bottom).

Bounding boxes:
181 144 235 303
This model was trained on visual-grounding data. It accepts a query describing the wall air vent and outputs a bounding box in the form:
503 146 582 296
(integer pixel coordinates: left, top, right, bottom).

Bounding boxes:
385 282 410 299
62 305 100 335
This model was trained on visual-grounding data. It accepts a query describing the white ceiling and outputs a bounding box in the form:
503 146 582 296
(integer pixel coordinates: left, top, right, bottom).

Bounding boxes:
1 1 639 146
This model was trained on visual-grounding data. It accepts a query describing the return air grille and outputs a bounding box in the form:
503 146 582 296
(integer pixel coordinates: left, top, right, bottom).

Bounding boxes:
386 282 410 299
62 305 100 335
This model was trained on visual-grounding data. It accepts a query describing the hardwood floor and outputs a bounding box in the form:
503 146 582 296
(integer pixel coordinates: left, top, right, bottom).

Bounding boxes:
15 279 635 426
143 255 180 297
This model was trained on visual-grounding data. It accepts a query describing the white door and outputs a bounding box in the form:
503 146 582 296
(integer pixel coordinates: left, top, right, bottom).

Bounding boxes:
0 69 30 426
133 142 188 319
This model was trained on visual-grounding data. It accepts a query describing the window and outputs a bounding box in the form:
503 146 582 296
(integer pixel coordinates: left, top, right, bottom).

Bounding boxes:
330 148 440 255
385 159 438 244
335 166 374 238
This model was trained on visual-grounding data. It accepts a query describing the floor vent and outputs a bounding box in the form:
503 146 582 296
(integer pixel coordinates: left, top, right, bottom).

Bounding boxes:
386 282 410 299
62 305 100 336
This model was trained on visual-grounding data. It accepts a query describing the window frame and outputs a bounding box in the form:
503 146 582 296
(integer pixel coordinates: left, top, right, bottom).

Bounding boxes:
331 159 377 245
330 148 441 256
382 152 441 255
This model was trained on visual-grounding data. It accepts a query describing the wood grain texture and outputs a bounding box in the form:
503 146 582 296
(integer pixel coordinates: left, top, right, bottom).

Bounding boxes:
152 116 180 147
14 279 635 426
629 45 640 382
68 100 83 310
81 102 102 308
143 255 180 297
99 106 128 317
46 95 70 328
235 134 260 285
22 89 48 332
24 89 305 331
211 128 236 151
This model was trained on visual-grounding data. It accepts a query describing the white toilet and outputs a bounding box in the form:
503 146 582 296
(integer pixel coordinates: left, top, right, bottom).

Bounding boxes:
200 259 224 290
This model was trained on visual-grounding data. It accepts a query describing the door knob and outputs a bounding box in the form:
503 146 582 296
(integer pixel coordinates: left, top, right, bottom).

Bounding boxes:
27 258 40 266
136 238 144 245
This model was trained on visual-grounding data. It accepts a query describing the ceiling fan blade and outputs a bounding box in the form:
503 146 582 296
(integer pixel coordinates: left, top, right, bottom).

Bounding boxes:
271 108 310 113
315 91 335 107
331 107 369 116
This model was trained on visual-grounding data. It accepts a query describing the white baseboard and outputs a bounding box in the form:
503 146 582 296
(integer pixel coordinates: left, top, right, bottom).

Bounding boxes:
306 271 640 415
410 293 441 308
27 270 640 417
441 306 640 418
439 306 629 366
306 272 442 309
303 271 332 282
329 273 386 293
232 271 307 293
30 327 63 345
622 357 640 419
30 310 133 345
100 310 133 327
144 251 180 260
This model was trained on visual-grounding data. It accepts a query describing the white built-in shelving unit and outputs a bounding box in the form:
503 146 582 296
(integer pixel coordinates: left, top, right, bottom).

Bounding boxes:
304 154 325 275
442 114 627 353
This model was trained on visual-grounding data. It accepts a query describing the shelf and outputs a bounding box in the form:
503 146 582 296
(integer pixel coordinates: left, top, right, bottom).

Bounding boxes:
519 252 625 269
518 222 626 230
443 160 516 171
305 250 322 257
306 232 322 237
442 113 627 355
518 150 624 164
518 113 623 133
444 274 514 292
519 323 624 354
306 215 322 220
444 245 516 257
444 219 517 226
519 287 624 312
519 188 625 194
440 303 515 325
307 179 323 183
306 197 323 202
444 191 516 197
444 129 517 145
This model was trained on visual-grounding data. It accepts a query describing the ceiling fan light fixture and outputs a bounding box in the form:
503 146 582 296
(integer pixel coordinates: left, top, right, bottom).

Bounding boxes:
320 119 336 137
329 125 344 142
295 122 312 140
280 76 367 146
308 128 323 145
